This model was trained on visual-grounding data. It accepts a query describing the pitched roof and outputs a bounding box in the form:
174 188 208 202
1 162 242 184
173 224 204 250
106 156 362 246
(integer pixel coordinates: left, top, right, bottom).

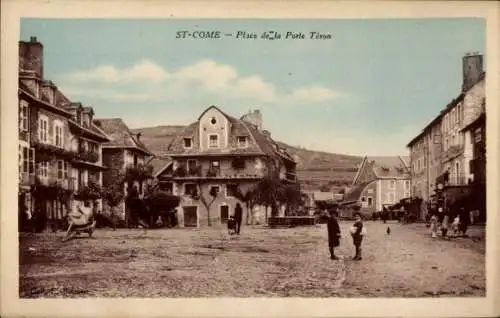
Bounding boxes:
93 118 152 155
165 106 296 163
342 181 373 204
147 156 173 177
366 156 410 179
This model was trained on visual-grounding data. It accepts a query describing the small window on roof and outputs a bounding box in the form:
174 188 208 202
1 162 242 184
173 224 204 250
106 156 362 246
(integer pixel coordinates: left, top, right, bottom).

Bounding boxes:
184 138 192 148
237 136 248 148
210 117 217 125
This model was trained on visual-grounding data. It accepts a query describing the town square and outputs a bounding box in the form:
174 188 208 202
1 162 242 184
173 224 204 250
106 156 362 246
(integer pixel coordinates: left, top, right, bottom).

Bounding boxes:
12 16 489 303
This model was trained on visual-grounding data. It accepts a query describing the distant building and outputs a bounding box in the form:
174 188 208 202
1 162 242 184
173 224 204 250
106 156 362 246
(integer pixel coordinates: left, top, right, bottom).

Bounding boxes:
94 118 153 224
18 37 110 230
407 53 486 220
341 156 410 217
156 106 297 227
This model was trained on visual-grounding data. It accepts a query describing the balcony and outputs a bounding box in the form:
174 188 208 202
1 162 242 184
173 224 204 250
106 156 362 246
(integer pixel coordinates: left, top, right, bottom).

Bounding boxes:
442 145 464 162
442 172 469 187
75 149 99 164
19 172 35 186
172 164 263 180
55 177 76 190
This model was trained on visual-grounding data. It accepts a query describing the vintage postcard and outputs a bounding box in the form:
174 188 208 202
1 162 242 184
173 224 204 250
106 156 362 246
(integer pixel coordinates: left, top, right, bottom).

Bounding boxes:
1 1 499 317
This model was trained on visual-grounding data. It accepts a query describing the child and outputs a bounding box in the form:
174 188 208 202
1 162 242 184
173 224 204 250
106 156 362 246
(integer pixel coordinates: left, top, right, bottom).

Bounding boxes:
327 209 341 260
227 215 236 235
430 213 438 238
350 213 366 261
451 215 460 238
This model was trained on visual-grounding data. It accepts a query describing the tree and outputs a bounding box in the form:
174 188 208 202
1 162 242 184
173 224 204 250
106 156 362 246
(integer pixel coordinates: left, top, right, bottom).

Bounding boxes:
281 184 308 216
102 185 124 229
232 185 258 225
197 184 219 226
250 176 284 220
143 189 181 227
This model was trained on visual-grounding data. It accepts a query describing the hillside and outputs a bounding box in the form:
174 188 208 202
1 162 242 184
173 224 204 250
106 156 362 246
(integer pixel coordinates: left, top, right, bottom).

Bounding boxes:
131 126 362 192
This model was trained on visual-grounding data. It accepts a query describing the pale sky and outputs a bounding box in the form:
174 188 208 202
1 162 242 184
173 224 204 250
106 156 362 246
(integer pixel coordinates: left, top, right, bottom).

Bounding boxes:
20 18 485 156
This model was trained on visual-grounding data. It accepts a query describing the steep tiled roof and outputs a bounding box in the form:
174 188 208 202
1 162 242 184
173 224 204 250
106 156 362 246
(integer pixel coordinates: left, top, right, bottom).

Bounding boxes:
147 156 173 177
366 156 410 179
94 118 152 155
342 181 372 204
165 106 295 164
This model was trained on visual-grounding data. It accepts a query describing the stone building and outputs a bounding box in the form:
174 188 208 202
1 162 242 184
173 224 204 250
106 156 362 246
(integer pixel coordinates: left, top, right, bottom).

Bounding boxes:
341 156 410 218
156 106 297 227
407 53 486 219
93 118 153 224
18 37 109 230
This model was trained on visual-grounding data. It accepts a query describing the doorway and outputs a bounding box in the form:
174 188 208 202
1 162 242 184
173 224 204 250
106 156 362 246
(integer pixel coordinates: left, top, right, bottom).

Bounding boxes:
220 204 229 223
183 206 198 227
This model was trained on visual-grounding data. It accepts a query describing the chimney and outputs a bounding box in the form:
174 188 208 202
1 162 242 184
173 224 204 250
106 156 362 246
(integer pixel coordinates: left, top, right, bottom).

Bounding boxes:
19 36 44 79
462 53 483 92
136 132 142 142
262 130 271 138
241 108 263 131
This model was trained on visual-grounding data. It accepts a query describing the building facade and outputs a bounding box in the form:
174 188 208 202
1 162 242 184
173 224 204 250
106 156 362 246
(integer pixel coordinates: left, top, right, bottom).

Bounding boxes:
407 53 486 219
341 156 410 217
156 106 297 227
94 118 153 225
18 37 109 230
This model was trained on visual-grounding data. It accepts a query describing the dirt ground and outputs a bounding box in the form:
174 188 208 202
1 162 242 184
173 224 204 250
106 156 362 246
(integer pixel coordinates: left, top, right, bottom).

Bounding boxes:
19 221 486 298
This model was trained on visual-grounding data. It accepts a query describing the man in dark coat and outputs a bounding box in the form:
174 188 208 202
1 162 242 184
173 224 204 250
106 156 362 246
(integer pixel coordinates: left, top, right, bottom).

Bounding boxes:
327 208 341 260
234 203 243 234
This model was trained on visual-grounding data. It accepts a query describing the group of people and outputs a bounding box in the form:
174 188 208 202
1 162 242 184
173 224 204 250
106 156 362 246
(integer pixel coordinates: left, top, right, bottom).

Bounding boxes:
428 204 471 239
326 209 366 261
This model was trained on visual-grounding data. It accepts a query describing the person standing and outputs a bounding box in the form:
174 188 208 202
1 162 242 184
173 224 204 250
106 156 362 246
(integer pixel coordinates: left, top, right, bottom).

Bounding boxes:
350 213 366 260
327 209 341 260
234 203 243 234
459 206 470 237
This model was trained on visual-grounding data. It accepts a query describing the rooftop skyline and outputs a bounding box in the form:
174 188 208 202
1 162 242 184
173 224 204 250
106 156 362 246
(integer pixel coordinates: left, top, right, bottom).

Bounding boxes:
20 18 485 156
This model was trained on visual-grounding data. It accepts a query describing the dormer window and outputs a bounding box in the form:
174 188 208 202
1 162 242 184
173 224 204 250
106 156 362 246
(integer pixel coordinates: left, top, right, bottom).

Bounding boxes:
184 138 192 149
209 134 219 148
237 136 248 148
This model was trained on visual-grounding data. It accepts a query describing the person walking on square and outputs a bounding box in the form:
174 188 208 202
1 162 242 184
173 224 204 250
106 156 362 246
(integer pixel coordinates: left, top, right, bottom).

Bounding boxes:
327 208 341 260
350 213 366 260
430 212 439 238
458 205 470 237
234 203 243 235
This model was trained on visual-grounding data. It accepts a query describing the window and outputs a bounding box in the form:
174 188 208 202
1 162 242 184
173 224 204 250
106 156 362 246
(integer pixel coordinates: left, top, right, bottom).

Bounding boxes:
388 192 395 203
38 115 49 143
209 134 219 148
237 136 248 148
367 189 374 194
474 128 482 143
187 159 197 173
405 180 410 190
54 121 64 148
38 161 49 179
209 185 220 197
389 180 396 189
19 100 29 132
183 138 192 148
226 183 238 197
57 160 69 179
133 155 138 166
367 197 373 206
210 117 217 125
361 196 366 202
184 183 198 196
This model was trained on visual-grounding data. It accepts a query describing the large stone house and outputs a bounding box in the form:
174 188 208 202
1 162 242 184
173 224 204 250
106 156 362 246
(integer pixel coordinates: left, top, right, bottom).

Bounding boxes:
341 156 410 217
18 37 110 230
93 118 153 224
407 53 486 220
156 106 297 227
